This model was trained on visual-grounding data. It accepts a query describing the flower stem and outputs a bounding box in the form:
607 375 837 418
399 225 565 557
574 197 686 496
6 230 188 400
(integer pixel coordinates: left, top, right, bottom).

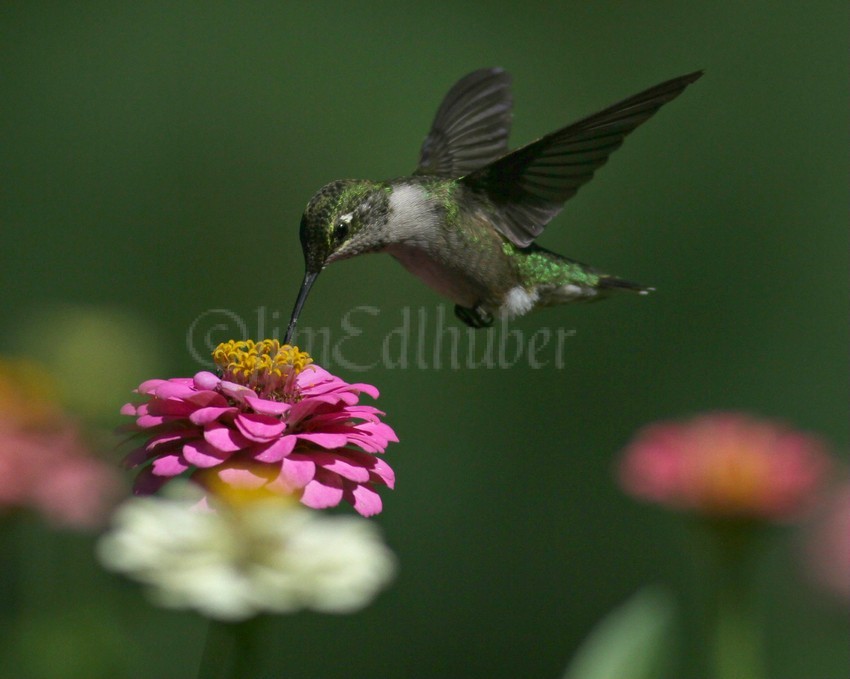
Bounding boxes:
708 521 765 679
196 616 265 679
714 573 763 679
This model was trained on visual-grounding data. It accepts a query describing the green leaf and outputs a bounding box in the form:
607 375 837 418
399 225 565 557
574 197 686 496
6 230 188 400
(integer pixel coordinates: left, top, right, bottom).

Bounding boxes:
562 586 677 679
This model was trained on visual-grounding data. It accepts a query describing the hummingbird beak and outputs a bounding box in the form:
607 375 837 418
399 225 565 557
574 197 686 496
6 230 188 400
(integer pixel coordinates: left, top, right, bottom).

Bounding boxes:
283 271 319 345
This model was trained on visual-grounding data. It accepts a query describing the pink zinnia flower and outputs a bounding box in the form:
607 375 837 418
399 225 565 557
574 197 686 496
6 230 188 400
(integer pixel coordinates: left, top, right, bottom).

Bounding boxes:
0 359 124 529
121 340 397 517
617 412 831 521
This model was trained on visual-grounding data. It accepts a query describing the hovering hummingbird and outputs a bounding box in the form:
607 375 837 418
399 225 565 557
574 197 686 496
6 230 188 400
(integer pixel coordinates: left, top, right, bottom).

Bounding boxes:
284 68 701 343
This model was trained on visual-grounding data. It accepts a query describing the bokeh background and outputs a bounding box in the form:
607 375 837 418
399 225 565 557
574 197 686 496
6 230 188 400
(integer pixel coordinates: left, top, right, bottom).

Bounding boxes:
1 2 847 678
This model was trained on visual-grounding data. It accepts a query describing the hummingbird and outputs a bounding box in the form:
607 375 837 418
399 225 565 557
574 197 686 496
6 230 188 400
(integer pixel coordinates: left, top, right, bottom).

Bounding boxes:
284 68 701 343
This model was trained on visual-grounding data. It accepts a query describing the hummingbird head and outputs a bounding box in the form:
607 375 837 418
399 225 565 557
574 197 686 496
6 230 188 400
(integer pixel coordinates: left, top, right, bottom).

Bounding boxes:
284 179 390 343
299 179 391 271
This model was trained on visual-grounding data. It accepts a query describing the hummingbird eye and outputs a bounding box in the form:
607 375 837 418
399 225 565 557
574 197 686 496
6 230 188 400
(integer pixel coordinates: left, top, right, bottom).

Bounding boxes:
333 213 353 242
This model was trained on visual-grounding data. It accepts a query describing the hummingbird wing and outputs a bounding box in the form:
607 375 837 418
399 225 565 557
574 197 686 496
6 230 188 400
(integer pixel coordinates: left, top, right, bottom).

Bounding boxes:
414 68 513 178
461 71 703 248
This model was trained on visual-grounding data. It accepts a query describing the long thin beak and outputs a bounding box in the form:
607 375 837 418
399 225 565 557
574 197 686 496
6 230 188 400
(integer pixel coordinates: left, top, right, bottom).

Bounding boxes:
283 271 319 345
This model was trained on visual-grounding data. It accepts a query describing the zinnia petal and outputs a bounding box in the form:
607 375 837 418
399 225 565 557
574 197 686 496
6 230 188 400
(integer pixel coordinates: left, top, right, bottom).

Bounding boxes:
217 380 255 402
244 395 292 416
152 382 198 401
368 457 396 489
300 472 344 510
254 436 297 463
146 398 195 418
193 371 220 390
280 455 317 488
311 452 371 483
183 440 232 468
151 454 190 477
235 413 287 442
346 383 380 400
204 422 250 453
265 455 317 493
214 465 270 490
136 413 170 428
345 483 383 517
295 432 351 449
146 429 199 452
137 378 171 395
190 406 237 425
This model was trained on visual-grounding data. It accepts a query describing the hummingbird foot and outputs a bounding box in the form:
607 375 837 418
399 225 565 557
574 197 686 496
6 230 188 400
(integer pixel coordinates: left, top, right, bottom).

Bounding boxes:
454 304 494 329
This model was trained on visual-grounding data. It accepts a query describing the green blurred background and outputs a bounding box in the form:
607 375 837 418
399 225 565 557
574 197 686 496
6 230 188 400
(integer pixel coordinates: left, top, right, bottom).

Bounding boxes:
1 2 847 677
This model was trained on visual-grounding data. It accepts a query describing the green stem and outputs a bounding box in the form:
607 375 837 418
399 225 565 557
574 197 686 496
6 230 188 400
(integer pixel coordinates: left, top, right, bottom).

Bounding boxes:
196 616 266 679
708 521 765 679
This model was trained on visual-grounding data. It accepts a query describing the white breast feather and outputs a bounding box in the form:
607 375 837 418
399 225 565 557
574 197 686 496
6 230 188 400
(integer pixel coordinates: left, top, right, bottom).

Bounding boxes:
501 286 539 318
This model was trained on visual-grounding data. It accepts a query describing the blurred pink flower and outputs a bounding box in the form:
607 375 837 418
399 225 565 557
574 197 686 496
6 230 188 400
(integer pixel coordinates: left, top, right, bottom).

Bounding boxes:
122 340 397 517
0 360 124 529
805 482 850 601
617 413 831 521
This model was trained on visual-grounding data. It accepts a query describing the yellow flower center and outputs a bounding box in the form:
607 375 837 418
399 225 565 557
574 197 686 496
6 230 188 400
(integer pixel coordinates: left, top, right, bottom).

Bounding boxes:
213 340 312 398
695 443 771 514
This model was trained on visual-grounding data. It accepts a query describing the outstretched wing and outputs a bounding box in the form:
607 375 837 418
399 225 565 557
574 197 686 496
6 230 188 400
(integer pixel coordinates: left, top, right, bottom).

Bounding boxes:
414 68 513 178
462 71 703 248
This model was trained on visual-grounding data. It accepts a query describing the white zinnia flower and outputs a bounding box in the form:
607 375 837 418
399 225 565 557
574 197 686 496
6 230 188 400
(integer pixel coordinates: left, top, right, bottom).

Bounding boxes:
97 483 396 621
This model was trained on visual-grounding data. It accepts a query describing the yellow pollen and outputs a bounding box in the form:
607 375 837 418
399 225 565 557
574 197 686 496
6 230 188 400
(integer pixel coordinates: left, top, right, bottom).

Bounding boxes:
213 340 312 396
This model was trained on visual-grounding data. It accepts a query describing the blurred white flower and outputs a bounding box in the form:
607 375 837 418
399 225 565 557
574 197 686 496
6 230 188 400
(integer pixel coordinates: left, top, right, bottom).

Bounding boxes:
97 483 396 621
